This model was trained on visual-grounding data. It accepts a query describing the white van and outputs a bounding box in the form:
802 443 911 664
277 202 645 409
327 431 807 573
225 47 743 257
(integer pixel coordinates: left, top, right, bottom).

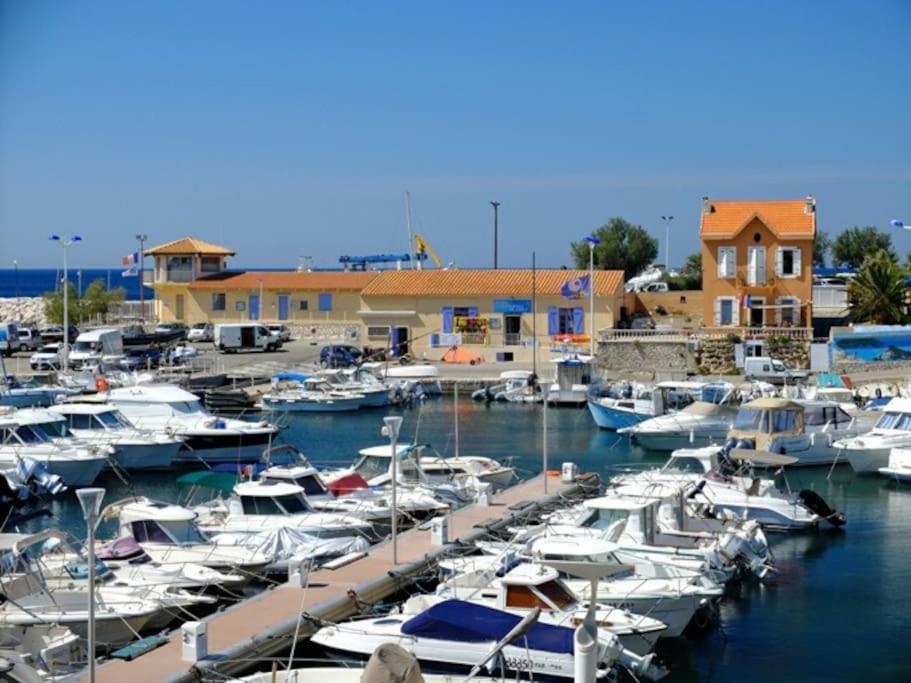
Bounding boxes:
743 355 808 384
69 328 125 368
214 324 282 353
0 321 19 357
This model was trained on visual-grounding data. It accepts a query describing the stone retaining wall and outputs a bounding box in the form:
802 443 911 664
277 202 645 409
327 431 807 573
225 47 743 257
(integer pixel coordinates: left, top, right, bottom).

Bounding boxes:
597 340 692 379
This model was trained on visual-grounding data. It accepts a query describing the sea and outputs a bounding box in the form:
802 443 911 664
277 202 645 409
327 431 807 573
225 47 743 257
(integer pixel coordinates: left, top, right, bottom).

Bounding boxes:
0 268 153 300
18 398 911 682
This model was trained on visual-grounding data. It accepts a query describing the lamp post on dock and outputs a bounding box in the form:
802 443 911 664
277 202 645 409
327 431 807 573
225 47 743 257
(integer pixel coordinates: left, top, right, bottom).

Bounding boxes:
76 487 105 683
490 201 500 269
660 215 674 272
50 234 83 371
13 260 19 319
582 235 600 359
135 234 148 322
382 415 403 564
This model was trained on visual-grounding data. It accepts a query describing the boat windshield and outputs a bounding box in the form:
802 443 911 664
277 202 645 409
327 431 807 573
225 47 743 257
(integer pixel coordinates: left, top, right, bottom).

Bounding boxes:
168 401 205 415
13 425 49 444
241 494 311 515
504 581 575 610
663 456 709 474
97 411 129 429
578 507 630 530
274 493 311 514
733 408 767 433
353 455 391 481
131 519 207 545
875 412 911 431
161 520 209 544
294 474 328 496
769 409 799 433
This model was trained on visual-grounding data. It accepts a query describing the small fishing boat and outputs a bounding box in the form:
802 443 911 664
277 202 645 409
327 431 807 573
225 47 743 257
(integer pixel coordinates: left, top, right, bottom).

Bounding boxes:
589 381 718 431
547 354 594 406
262 374 365 412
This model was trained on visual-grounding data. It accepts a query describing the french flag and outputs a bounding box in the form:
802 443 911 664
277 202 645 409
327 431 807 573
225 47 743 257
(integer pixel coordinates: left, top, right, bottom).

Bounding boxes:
121 252 139 266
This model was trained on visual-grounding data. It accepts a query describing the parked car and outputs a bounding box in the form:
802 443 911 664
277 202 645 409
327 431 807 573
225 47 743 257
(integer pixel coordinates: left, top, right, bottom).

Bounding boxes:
187 322 215 343
743 356 808 384
320 345 359 368
15 327 42 352
30 343 65 370
0 322 18 357
39 324 80 343
214 324 282 353
153 322 189 341
266 324 292 343
118 346 162 371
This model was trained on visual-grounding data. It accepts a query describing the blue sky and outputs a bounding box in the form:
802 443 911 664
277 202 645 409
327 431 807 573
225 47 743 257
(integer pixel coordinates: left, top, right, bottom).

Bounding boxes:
1 1 909 269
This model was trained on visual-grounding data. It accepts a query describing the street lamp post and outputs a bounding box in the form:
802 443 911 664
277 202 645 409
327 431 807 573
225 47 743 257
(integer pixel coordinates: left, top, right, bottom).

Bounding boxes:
542 384 549 494
582 236 601 358
50 234 83 372
136 234 148 322
257 279 264 321
490 201 501 269
76 487 105 683
382 415 403 564
660 216 674 271
13 260 19 319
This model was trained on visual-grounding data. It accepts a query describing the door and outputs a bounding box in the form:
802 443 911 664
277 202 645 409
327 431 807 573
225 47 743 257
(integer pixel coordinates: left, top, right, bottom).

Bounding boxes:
747 247 766 285
278 295 289 321
175 294 185 321
248 294 260 321
504 315 521 346
749 297 765 327
393 327 409 357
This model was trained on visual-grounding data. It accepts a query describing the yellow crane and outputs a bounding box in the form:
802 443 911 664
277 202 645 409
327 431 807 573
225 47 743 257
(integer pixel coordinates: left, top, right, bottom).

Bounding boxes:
414 233 445 269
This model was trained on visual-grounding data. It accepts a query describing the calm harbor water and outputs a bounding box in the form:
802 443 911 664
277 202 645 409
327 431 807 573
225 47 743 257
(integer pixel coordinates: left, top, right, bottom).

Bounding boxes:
22 398 911 682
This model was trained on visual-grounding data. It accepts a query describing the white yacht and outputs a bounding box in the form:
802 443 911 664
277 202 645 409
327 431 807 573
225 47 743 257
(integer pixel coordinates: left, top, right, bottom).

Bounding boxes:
471 370 541 403
835 398 911 474
0 409 109 486
547 354 594 406
105 384 279 464
879 447 911 482
262 374 365 412
321 367 392 407
729 398 873 466
619 400 738 451
590 381 727 431
49 402 182 470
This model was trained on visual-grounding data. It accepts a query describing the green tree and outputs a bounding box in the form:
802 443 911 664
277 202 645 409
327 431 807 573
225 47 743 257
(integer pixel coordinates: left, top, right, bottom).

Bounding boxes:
571 217 658 280
813 230 832 268
42 283 78 325
832 226 896 270
662 252 702 290
41 279 126 325
848 250 908 324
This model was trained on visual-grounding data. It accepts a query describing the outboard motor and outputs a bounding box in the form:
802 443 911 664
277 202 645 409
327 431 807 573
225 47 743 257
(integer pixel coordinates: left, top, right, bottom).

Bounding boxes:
797 489 846 528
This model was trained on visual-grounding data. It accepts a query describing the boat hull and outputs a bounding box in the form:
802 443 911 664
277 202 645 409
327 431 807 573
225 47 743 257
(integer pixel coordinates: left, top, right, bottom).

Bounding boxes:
174 430 277 463
113 441 182 470
588 400 650 430
631 429 728 452
843 446 892 474
262 397 362 412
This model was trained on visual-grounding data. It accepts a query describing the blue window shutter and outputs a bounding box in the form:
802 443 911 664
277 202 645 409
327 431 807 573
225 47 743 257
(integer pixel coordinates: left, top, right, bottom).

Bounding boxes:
573 308 584 334
442 307 454 334
547 307 558 335
318 293 333 312
467 306 478 317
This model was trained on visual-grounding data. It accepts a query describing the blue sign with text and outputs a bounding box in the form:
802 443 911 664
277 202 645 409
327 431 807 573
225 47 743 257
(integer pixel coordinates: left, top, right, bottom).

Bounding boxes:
493 299 533 314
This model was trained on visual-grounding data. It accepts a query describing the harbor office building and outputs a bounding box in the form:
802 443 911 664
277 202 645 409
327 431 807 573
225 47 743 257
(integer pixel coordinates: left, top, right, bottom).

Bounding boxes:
146 237 624 362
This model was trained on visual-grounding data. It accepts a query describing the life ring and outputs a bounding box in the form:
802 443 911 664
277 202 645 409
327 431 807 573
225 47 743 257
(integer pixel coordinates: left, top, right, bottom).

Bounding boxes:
95 376 110 392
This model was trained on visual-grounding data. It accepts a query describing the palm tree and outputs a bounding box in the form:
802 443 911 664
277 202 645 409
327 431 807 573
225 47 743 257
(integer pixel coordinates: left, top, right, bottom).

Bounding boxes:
848 250 908 324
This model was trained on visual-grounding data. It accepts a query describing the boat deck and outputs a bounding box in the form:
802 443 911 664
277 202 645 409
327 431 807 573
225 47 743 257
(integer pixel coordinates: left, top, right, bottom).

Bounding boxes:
87 472 590 683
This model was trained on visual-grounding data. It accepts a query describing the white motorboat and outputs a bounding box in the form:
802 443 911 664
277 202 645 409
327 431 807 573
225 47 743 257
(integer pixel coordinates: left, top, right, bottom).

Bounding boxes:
262 374 366 412
619 400 738 451
547 354 594 406
105 384 279 464
471 370 541 403
879 447 911 482
835 398 911 474
0 624 84 681
102 498 275 579
589 381 728 431
49 401 182 470
729 398 873 466
321 367 392 407
312 597 664 681
0 409 109 486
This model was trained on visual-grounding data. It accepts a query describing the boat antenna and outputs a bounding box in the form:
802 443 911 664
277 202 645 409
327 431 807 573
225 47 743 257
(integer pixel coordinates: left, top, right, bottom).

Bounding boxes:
532 251 538 379
405 190 415 270
454 382 460 458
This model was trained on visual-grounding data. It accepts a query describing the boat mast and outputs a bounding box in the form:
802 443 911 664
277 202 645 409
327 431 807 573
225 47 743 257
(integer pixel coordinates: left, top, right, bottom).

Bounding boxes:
454 382 460 458
405 191 416 270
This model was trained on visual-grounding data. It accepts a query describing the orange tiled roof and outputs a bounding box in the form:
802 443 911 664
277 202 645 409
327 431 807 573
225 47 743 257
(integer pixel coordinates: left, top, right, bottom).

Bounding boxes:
146 237 237 256
187 270 377 290
361 269 624 297
700 198 816 239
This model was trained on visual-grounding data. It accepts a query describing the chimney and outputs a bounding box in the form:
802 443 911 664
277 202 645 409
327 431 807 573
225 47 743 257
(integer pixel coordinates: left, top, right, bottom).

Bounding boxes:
701 197 713 214
805 195 816 214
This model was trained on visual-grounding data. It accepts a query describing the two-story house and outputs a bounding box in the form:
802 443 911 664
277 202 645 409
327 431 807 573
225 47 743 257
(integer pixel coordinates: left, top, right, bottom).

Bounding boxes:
701 197 816 330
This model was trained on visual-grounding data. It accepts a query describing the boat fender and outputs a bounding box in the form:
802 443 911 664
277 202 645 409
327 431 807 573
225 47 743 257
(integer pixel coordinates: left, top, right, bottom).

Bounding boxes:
95 376 109 392
797 489 846 528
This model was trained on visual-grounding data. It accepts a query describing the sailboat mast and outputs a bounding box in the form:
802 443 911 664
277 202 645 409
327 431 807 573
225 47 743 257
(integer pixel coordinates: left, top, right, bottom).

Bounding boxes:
405 191 416 270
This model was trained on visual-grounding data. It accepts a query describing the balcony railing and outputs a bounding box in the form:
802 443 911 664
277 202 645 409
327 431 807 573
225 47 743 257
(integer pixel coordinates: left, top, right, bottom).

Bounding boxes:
600 326 813 342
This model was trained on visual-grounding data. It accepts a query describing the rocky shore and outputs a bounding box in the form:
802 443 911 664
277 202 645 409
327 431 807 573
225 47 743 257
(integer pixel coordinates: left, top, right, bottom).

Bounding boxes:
0 297 47 326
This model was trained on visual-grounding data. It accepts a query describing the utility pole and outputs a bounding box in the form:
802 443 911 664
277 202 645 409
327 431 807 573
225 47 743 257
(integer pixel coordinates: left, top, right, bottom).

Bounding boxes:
13 260 19 319
50 234 83 371
490 201 500 269
660 216 674 271
136 234 148 322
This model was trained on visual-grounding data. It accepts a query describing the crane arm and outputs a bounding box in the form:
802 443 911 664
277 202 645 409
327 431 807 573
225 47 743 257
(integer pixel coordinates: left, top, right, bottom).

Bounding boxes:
414 234 444 269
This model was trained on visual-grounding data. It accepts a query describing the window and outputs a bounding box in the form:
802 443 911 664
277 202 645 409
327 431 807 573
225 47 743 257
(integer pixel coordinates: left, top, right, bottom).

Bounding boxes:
292 475 328 496
733 408 766 432
201 256 221 273
547 307 584 335
717 247 736 279
299 300 309 311
67 414 95 430
715 297 738 326
777 247 802 278
367 326 390 339
778 297 798 325
212 293 226 311
318 293 333 312
770 409 798 433
274 493 311 514
747 246 766 285
505 585 550 610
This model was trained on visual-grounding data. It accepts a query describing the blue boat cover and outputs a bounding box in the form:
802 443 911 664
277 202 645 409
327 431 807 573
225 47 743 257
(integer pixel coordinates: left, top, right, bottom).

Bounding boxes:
272 372 309 382
401 600 573 654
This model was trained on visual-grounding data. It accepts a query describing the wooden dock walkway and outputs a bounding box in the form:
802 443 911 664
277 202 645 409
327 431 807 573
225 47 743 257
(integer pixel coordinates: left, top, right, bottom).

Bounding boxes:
88 472 596 683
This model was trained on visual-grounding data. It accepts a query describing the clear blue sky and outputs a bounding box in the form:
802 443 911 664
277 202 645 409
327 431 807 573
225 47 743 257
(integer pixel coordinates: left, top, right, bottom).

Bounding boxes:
1 0 909 270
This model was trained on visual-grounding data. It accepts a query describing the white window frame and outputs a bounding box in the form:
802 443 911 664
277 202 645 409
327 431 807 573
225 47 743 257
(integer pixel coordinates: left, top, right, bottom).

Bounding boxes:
715 296 740 327
717 246 736 279
776 246 802 279
777 297 799 325
747 246 766 286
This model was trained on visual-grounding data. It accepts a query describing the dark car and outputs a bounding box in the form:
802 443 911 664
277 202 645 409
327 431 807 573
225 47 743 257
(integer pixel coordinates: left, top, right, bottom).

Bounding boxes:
153 323 189 341
39 325 80 343
118 346 162 371
320 345 359 368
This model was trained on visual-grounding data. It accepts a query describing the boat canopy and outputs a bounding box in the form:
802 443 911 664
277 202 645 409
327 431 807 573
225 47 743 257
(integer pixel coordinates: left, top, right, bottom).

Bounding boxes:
176 470 239 494
401 599 573 654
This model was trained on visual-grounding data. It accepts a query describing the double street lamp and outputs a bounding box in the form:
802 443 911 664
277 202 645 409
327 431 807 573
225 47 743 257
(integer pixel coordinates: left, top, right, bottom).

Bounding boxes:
382 415 403 564
76 487 105 683
49 234 83 371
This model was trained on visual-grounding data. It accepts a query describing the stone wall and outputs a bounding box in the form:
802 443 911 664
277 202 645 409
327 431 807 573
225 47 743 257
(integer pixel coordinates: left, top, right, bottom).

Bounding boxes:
597 340 693 379
765 335 810 369
0 298 47 326
697 337 737 374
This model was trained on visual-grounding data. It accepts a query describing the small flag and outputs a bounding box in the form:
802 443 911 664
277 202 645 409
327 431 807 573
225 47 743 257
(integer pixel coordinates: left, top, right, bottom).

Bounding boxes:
121 266 138 277
121 252 139 266
743 293 752 310
561 273 591 299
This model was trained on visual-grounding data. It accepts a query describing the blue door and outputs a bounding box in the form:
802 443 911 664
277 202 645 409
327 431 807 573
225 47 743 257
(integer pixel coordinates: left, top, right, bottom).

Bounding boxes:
248 294 260 321
390 327 401 357
278 295 289 321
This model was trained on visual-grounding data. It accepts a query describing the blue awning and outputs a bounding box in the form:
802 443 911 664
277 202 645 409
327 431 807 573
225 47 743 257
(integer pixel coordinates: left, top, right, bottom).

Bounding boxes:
401 600 573 654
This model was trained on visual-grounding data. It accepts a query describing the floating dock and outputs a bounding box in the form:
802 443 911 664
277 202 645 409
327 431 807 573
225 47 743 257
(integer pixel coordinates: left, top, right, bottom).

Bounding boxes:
87 472 599 683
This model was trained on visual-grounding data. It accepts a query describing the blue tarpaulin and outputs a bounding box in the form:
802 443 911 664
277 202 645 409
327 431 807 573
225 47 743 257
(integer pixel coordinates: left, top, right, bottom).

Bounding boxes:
401 599 574 654
272 372 309 382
